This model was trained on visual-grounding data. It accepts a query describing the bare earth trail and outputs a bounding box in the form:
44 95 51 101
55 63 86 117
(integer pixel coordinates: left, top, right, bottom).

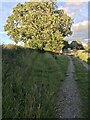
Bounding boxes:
56 56 82 118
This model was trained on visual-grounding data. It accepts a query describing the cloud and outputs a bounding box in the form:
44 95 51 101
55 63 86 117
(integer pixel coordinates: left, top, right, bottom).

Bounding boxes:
17 41 24 46
66 0 89 5
65 21 89 43
57 1 88 24
73 21 88 30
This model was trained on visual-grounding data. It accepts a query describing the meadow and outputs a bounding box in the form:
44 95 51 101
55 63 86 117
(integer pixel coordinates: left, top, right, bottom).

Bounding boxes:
2 45 69 118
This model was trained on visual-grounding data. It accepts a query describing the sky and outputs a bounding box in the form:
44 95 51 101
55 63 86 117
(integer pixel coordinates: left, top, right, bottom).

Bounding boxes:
0 0 89 45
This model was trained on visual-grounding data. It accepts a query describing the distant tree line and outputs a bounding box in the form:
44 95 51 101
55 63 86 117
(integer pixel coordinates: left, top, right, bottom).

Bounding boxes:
62 40 85 51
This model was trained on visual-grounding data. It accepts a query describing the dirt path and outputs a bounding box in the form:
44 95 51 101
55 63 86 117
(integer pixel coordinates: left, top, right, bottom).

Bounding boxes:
56 56 82 118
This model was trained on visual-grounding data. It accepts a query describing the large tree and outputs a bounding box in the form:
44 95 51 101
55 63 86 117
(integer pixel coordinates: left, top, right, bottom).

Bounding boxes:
4 2 73 51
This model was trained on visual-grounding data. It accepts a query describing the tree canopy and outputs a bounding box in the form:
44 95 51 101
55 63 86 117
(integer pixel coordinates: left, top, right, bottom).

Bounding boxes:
4 2 73 51
62 40 69 50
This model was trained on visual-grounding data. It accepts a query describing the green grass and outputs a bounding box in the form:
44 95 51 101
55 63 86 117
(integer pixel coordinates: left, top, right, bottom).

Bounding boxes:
2 46 69 118
72 57 89 118
71 50 89 63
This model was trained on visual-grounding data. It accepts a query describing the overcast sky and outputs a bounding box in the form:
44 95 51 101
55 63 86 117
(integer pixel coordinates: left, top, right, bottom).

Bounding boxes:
0 0 89 45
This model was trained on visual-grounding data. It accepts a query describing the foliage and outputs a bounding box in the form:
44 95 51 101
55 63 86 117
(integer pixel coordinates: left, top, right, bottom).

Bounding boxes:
84 45 88 51
62 40 69 50
2 46 69 118
87 41 90 51
72 50 89 63
4 2 73 51
87 41 90 48
87 57 90 64
70 40 84 50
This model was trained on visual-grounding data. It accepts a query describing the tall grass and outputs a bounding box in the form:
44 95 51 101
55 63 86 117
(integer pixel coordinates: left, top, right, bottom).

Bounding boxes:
72 57 88 118
2 46 69 118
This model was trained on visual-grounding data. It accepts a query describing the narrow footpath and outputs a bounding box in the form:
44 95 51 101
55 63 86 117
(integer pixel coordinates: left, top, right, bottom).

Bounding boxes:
56 56 82 118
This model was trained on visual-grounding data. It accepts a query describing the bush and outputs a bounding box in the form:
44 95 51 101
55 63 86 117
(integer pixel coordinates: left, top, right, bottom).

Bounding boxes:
4 44 18 49
87 57 90 65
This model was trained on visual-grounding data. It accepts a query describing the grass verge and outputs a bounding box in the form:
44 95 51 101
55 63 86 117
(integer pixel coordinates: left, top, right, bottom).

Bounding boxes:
72 56 89 118
2 47 69 118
